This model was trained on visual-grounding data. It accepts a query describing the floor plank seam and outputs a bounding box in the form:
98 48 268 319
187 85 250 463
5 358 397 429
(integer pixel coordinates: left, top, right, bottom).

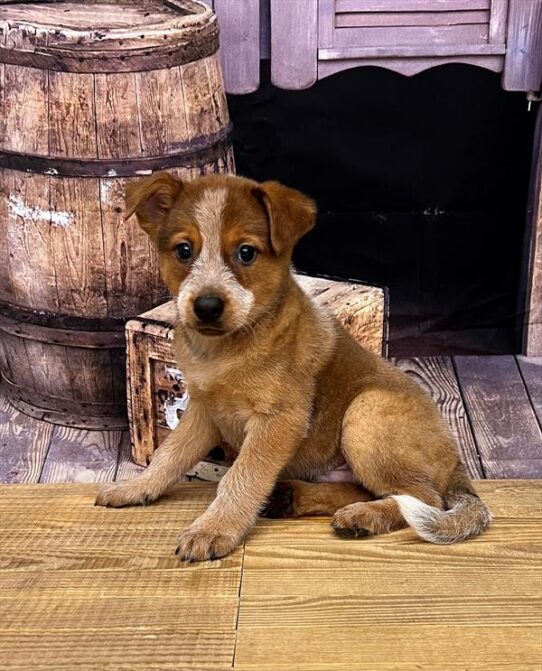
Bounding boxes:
111 430 128 483
451 356 487 479
37 423 59 484
232 538 248 669
515 355 542 435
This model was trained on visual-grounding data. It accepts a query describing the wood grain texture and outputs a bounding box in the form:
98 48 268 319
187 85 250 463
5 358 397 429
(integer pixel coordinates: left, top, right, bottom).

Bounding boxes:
241 563 542 597
0 1 218 73
1 63 48 155
0 387 53 484
236 480 541 670
13 338 74 400
0 480 539 670
312 0 508 81
126 328 177 466
49 177 108 318
94 73 141 159
99 177 164 318
393 357 482 477
336 0 491 10
0 630 236 671
271 0 318 89
517 355 542 426
48 71 97 159
332 24 489 49
214 0 260 94
1 171 58 310
489 0 508 43
249 515 540 547
135 66 191 156
0 484 243 569
318 0 335 48
2 595 238 632
297 275 387 355
67 355 121 414
0 2 232 427
318 53 504 79
0 566 241 599
114 430 146 481
238 594 541 627
336 10 490 27
234 626 540 669
454 356 542 478
318 42 505 59
523 102 542 355
0 482 242 671
502 0 542 91
39 426 121 484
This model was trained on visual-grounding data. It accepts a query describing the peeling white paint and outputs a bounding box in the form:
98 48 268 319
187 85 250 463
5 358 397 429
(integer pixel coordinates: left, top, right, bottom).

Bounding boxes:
99 179 115 203
8 194 75 228
164 390 190 430
106 169 118 177
164 366 184 383
44 168 59 176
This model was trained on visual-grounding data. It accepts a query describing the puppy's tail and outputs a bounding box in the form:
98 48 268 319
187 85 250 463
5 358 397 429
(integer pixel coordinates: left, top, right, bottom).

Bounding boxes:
392 489 492 545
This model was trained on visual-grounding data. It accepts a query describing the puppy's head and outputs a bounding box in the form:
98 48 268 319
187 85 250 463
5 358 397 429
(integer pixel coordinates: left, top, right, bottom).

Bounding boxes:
126 172 316 337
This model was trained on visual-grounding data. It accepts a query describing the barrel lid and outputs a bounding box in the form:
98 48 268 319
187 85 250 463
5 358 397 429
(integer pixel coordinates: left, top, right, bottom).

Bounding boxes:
0 0 218 72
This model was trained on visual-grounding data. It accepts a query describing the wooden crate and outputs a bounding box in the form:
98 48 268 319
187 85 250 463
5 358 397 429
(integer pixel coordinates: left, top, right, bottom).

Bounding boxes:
126 274 388 475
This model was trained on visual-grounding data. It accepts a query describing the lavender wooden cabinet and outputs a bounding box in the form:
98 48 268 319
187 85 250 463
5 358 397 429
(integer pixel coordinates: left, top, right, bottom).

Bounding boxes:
208 0 541 95
316 0 506 82
207 0 542 354
270 0 541 92
206 0 268 94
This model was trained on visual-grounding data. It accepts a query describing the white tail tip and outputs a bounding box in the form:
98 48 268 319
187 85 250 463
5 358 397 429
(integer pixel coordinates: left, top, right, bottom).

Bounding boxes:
392 494 449 544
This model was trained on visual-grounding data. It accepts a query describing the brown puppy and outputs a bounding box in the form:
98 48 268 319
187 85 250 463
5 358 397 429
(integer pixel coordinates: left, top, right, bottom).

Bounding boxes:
96 172 491 561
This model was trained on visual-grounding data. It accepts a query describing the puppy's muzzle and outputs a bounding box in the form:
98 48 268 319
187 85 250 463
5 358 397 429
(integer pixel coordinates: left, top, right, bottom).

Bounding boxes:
193 294 225 323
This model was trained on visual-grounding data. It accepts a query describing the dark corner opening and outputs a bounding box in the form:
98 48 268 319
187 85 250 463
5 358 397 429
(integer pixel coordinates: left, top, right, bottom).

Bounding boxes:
228 62 536 356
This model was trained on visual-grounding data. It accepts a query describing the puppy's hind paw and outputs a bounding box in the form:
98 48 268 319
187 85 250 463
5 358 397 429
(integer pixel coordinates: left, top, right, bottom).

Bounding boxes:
94 482 155 508
261 481 295 518
332 505 372 539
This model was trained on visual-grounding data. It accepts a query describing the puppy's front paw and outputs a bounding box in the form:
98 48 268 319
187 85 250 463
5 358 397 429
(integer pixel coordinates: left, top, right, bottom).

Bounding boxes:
175 523 239 562
95 482 155 508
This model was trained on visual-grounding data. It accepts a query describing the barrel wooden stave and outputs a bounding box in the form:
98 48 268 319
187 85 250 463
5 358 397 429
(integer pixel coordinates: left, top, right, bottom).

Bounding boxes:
0 1 234 428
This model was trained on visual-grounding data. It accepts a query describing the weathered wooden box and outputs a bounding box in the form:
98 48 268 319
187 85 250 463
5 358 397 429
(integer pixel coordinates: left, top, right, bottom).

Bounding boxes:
126 274 388 477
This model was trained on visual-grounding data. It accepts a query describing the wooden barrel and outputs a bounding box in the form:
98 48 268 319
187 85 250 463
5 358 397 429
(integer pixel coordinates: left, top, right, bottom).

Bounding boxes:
0 0 234 429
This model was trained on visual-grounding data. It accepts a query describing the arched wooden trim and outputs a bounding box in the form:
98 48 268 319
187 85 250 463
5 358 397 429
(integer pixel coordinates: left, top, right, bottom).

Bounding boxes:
318 56 503 81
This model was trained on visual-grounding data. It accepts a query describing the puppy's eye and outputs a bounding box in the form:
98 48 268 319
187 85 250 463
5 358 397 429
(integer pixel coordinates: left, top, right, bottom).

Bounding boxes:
175 242 192 263
237 244 258 265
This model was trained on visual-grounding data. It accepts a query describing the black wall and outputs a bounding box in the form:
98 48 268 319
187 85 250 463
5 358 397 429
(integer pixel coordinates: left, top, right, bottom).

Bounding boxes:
227 63 536 355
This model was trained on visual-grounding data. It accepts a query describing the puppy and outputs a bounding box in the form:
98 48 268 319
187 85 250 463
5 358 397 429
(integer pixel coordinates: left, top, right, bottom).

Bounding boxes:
96 172 491 561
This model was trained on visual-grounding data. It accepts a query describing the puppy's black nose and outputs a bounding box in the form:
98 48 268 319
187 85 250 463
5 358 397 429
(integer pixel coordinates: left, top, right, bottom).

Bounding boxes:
194 295 224 323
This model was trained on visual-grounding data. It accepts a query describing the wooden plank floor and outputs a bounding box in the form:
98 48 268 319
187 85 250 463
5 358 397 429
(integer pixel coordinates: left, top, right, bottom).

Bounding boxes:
1 356 541 484
0 356 541 669
0 480 540 670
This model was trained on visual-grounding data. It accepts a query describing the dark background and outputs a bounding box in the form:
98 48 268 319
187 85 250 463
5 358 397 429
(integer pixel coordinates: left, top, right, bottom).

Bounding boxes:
227 63 536 355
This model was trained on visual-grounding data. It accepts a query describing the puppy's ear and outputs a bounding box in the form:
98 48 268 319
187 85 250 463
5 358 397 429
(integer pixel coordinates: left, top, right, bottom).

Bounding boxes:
125 172 182 238
253 181 316 255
